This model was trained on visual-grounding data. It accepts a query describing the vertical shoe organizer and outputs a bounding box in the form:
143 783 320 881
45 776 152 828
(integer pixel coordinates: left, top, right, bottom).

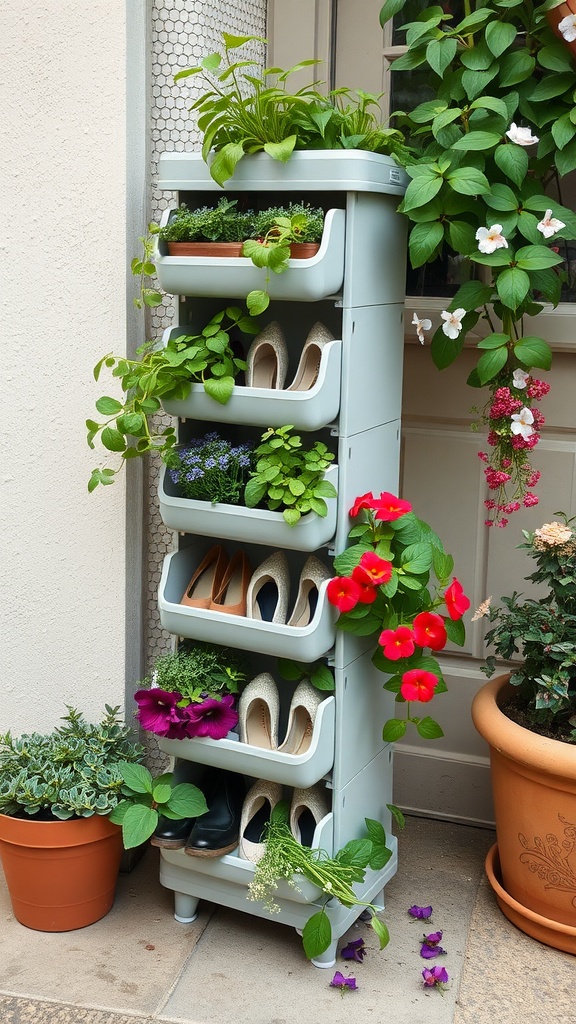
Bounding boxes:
154 150 408 967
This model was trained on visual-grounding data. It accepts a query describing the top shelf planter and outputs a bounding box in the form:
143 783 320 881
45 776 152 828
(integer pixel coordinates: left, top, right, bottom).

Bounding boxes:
156 151 409 195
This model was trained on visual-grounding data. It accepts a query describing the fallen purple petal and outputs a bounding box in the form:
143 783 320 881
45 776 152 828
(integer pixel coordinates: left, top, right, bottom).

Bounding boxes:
341 938 367 962
408 904 433 920
330 971 358 993
423 930 443 945
420 943 447 959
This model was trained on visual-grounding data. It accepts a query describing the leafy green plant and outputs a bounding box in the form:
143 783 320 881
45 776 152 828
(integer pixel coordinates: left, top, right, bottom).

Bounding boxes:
248 801 403 960
173 31 410 187
141 642 249 705
478 514 576 741
243 425 337 525
131 223 164 310
87 306 259 490
158 198 256 243
380 0 576 524
242 203 326 314
108 762 207 849
277 656 335 693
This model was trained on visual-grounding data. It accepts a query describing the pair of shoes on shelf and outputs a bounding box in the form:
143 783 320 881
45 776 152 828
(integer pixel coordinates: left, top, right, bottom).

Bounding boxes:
180 545 252 617
246 552 331 627
152 768 246 858
239 780 331 863
238 674 323 755
245 321 334 391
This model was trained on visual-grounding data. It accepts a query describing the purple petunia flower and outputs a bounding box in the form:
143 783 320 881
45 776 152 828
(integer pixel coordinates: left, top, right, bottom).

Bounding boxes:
422 965 449 988
184 694 238 740
341 938 367 962
408 904 433 920
330 971 357 993
134 688 185 737
420 929 446 957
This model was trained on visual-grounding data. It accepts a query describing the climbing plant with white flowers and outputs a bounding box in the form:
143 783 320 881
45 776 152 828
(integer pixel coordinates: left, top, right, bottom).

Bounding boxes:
381 0 576 526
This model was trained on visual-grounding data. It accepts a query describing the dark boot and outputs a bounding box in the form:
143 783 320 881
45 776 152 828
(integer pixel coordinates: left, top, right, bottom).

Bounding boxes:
185 770 245 857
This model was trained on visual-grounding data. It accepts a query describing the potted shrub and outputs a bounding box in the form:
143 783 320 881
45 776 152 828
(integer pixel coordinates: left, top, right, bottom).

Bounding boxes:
472 515 576 953
159 197 256 256
0 705 206 931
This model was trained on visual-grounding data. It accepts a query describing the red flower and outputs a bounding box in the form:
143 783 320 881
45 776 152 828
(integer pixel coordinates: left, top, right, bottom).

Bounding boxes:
372 492 412 522
378 626 415 660
353 551 393 586
352 575 378 604
444 578 470 620
400 669 439 703
412 612 447 651
349 492 375 517
327 576 361 612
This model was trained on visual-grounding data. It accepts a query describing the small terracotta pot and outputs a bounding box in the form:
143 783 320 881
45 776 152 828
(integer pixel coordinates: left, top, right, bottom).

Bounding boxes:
472 674 576 953
546 2 576 57
167 241 245 257
0 812 123 931
289 242 320 259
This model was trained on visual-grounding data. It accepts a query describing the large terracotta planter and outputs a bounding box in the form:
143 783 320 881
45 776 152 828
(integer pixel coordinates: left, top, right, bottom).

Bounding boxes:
0 812 123 932
546 1 576 57
472 674 576 954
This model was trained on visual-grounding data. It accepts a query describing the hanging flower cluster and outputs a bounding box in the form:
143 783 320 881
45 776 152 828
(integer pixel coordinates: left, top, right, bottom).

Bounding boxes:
327 492 470 741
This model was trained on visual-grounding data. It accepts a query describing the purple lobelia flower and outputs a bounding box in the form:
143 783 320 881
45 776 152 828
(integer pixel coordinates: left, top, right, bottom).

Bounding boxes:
408 904 433 920
330 971 358 994
134 688 186 737
422 965 449 989
184 694 238 740
341 938 367 962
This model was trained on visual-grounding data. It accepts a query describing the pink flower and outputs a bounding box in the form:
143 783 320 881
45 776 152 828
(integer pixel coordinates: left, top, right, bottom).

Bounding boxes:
353 551 393 585
412 612 447 651
378 625 416 660
422 965 449 988
444 578 470 620
134 688 186 738
372 492 412 521
400 668 439 703
184 694 238 740
327 576 362 612
526 378 550 400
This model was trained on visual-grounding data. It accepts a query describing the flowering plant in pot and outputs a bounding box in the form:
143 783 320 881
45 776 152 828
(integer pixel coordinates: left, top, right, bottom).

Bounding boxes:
381 0 576 526
134 641 248 742
472 514 576 953
327 490 470 741
0 706 207 930
163 431 255 506
158 197 256 255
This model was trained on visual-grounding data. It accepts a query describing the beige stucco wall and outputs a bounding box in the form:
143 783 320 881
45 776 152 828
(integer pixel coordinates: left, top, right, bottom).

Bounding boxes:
1 1 129 732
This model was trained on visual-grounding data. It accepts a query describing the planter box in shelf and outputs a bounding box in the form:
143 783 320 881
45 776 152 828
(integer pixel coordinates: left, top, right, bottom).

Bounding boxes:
162 337 342 431
160 810 333 904
158 695 335 788
158 546 336 660
158 464 338 551
155 208 345 301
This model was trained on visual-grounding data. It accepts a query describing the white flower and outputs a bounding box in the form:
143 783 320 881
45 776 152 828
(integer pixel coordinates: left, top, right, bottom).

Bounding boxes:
537 209 566 239
412 312 432 345
510 407 535 438
534 522 573 547
512 368 529 389
471 597 492 622
440 308 466 340
475 225 508 254
505 123 539 146
559 13 576 41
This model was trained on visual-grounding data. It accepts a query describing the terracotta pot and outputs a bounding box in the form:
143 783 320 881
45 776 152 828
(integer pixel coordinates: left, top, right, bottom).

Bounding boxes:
472 674 576 954
167 241 245 257
0 812 123 932
289 242 320 259
546 2 576 57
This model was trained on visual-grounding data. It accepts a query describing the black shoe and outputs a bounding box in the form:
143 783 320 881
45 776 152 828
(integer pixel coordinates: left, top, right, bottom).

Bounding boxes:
150 814 196 849
185 770 245 858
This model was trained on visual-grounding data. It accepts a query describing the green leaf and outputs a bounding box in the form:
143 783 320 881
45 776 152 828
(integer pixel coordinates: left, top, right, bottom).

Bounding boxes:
470 248 511 266
537 42 574 72
118 762 153 794
496 266 530 309
263 136 297 162
209 142 246 187
445 220 476 254
451 280 494 310
276 658 302 681
485 20 517 57
494 144 528 187
416 717 444 739
165 783 208 818
203 375 234 405
246 289 269 316
461 67 499 101
446 166 490 195
400 543 433 574
382 718 407 742
470 95 509 120
477 332 509 350
555 138 576 176
371 915 390 950
387 803 406 830
310 663 335 691
152 783 172 805
302 912 332 960
379 0 406 26
390 47 427 72
498 50 535 87
552 113 576 151
409 99 448 124
513 336 552 370
121 804 159 849
409 221 444 267
451 130 502 151
401 174 444 213
95 396 123 415
455 8 493 31
476 345 509 384
101 427 127 453
530 72 575 101
337 839 373 867
445 617 465 646
515 245 563 270
485 182 518 211
426 38 458 78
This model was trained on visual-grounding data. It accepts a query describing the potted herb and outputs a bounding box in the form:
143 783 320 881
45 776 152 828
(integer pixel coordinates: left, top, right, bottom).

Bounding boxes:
472 515 576 954
242 203 326 314
0 706 206 931
87 304 259 490
159 198 256 255
381 0 576 526
134 641 248 743
244 425 337 526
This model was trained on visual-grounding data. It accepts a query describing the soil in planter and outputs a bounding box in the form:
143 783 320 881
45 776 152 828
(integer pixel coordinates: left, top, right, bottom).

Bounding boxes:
499 691 576 744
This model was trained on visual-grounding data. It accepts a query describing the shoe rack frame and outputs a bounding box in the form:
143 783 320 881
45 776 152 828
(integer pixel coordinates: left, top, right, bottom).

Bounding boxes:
154 150 408 967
